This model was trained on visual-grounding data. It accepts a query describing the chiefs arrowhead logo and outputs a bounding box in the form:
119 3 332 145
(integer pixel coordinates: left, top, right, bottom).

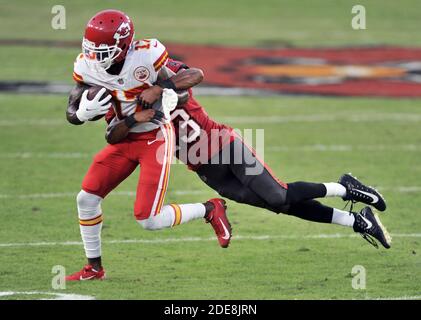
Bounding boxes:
113 22 131 40
133 66 150 82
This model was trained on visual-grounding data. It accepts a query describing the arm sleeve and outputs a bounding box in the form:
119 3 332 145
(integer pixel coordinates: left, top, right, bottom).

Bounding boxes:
72 53 85 84
165 58 190 73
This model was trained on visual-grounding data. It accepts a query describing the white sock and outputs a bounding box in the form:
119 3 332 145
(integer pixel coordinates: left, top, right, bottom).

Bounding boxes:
323 182 347 198
331 208 355 227
173 203 206 225
138 203 206 230
79 222 103 258
77 190 103 259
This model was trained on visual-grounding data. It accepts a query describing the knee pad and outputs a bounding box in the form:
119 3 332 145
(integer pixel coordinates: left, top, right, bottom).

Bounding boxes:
137 217 161 231
138 218 154 230
137 205 174 231
77 190 102 219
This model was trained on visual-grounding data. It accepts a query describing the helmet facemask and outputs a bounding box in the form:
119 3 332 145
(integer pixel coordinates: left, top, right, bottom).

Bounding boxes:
82 37 122 72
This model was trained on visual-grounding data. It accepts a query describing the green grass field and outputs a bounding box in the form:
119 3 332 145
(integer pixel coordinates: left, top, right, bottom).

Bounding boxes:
0 0 420 300
0 95 420 299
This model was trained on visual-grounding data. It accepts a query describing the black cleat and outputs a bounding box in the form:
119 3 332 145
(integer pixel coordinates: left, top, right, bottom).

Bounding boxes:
353 207 391 249
339 173 386 211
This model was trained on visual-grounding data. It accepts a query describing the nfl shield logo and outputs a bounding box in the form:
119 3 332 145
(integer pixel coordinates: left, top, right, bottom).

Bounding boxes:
118 78 124 85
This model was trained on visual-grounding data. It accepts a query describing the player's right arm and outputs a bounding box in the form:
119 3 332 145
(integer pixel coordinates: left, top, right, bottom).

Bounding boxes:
66 83 89 125
67 53 113 125
67 54 89 125
66 84 113 125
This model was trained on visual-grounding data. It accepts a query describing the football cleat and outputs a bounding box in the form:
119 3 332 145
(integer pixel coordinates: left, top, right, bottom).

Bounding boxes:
65 264 106 281
353 207 391 249
205 198 232 248
339 173 386 211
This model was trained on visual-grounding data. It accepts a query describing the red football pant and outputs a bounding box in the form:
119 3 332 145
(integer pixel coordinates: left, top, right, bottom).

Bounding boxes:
81 123 174 220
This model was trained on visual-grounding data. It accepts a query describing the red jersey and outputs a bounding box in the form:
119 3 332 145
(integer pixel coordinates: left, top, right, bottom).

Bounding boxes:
165 59 234 170
105 58 235 171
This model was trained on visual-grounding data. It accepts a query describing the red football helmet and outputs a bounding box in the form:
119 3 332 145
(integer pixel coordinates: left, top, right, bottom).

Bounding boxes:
82 9 134 71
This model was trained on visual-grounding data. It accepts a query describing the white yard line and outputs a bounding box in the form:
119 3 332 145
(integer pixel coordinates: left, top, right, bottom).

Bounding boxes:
2 113 421 127
0 291 95 300
0 119 67 126
1 144 420 159
0 290 418 301
395 186 421 193
368 295 421 300
0 152 90 159
0 233 420 248
220 113 421 124
268 144 421 152
0 189 210 199
0 290 418 300
0 185 419 201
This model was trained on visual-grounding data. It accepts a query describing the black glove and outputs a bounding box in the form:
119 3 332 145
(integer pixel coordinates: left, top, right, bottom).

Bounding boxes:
150 110 165 125
136 96 152 109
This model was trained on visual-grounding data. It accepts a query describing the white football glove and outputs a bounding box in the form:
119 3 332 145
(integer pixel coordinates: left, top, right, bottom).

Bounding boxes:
161 88 178 122
76 88 112 122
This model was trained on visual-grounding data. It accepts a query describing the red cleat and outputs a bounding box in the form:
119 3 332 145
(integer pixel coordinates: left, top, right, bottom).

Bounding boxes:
65 264 105 281
205 198 232 248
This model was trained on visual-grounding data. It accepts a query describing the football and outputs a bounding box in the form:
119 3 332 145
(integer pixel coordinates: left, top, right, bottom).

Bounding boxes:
86 85 111 100
86 86 115 121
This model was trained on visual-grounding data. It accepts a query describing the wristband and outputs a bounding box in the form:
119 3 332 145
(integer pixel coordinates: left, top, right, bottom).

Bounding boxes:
157 79 176 90
124 114 137 128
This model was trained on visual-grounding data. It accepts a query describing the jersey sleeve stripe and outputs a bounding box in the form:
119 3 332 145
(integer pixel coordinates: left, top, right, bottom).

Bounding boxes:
153 50 168 67
154 123 174 215
153 51 169 71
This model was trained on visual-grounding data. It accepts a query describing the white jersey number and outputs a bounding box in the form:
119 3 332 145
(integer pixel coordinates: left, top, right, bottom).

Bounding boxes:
171 109 201 143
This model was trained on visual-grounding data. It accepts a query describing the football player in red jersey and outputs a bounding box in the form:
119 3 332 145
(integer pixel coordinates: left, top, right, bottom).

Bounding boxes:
105 57 392 250
65 10 232 281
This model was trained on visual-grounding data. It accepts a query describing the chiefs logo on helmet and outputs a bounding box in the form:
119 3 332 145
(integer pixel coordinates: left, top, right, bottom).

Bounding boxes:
114 22 131 40
83 10 135 69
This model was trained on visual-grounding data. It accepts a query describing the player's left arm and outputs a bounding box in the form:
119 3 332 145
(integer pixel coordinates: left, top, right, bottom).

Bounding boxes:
137 66 203 108
159 66 204 90
105 109 164 144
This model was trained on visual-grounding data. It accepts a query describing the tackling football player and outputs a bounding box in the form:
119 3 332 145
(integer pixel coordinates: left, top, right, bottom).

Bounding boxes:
106 58 391 250
65 10 232 281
